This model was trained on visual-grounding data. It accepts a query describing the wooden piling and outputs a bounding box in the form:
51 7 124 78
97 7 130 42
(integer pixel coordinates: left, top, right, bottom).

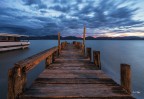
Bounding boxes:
82 26 86 55
86 47 91 61
52 51 56 63
58 32 61 56
74 42 80 49
82 44 85 55
83 26 86 46
45 56 51 68
73 41 76 45
121 64 131 94
8 69 15 99
93 51 101 69
8 66 26 99
77 42 82 49
61 41 67 50
61 42 63 50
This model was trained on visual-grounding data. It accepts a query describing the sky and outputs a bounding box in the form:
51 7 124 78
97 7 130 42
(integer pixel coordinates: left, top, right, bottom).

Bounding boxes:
0 0 144 37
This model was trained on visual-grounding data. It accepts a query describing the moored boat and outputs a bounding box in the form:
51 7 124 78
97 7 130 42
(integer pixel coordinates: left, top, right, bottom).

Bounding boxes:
0 33 30 52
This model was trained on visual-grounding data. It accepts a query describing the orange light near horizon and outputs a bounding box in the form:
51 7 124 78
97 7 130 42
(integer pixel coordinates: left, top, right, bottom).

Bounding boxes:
98 32 144 37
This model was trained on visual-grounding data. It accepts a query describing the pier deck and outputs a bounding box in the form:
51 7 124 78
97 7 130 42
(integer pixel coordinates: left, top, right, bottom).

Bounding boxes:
19 44 134 99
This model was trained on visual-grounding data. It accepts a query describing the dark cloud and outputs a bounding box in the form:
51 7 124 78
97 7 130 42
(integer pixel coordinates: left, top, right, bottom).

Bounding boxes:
49 5 71 13
52 0 70 4
22 0 47 9
69 0 142 29
0 0 143 36
0 24 30 35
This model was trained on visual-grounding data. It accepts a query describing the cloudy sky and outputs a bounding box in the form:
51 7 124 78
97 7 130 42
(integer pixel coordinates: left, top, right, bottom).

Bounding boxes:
0 0 144 37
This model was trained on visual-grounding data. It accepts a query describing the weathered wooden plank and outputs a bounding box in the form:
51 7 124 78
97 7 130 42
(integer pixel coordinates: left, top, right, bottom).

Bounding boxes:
34 78 118 84
20 96 134 99
37 70 110 79
20 84 134 99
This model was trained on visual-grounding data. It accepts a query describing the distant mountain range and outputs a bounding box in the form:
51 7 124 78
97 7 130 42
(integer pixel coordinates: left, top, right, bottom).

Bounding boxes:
29 35 144 40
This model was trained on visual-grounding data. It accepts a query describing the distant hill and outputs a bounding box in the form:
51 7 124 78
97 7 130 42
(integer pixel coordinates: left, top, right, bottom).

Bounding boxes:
29 35 144 40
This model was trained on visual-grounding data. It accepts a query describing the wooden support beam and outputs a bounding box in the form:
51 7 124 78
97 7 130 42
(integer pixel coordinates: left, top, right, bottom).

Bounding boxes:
82 44 85 56
82 26 86 55
58 32 60 46
86 47 91 61
8 66 26 99
65 41 67 47
58 32 61 56
61 42 67 50
93 51 101 69
8 69 15 99
52 51 56 63
61 42 63 50
83 26 86 46
121 64 131 94
73 41 76 45
45 56 51 68
77 42 82 49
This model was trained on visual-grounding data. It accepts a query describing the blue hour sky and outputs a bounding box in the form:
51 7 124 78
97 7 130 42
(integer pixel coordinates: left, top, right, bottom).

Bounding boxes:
0 0 144 37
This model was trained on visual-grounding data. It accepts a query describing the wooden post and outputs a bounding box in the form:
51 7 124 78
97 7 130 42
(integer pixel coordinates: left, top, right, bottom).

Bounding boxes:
75 42 78 49
8 69 15 99
121 64 131 94
93 51 101 69
45 56 51 68
58 32 60 47
50 55 52 64
61 42 63 50
56 49 59 57
61 42 65 50
77 42 81 49
83 25 86 46
8 66 26 99
73 41 76 45
82 44 85 55
86 47 91 61
77 42 79 48
65 41 67 47
82 26 86 55
78 42 81 49
58 32 61 56
52 52 56 63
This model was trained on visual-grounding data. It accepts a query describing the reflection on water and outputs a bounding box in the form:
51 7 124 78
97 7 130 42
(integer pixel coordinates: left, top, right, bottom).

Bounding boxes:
0 40 144 99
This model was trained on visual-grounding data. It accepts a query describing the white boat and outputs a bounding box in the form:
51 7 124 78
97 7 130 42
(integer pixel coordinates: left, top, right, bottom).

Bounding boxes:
0 33 30 52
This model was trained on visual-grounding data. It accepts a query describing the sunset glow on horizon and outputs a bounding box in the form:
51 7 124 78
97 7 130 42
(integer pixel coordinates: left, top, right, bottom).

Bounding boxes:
0 0 144 37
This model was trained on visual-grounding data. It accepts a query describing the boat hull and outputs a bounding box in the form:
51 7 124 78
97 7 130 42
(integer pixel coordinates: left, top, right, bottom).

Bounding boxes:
0 42 30 52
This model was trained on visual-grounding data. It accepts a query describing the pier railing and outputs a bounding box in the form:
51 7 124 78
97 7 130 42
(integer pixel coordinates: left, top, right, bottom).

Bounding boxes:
73 41 131 94
8 41 67 99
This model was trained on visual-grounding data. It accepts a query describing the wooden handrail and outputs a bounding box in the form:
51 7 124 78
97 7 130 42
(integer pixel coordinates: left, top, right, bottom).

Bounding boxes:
8 41 68 99
8 46 59 99
15 46 58 72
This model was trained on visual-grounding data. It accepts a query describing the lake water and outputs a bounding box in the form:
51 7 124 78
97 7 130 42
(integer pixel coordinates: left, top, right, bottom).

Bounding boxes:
0 40 144 99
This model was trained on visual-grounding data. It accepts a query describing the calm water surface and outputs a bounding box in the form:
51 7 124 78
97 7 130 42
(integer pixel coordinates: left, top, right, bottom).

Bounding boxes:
0 40 144 99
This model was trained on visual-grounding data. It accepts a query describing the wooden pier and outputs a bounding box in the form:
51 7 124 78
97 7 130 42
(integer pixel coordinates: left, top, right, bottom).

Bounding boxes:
8 27 135 99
